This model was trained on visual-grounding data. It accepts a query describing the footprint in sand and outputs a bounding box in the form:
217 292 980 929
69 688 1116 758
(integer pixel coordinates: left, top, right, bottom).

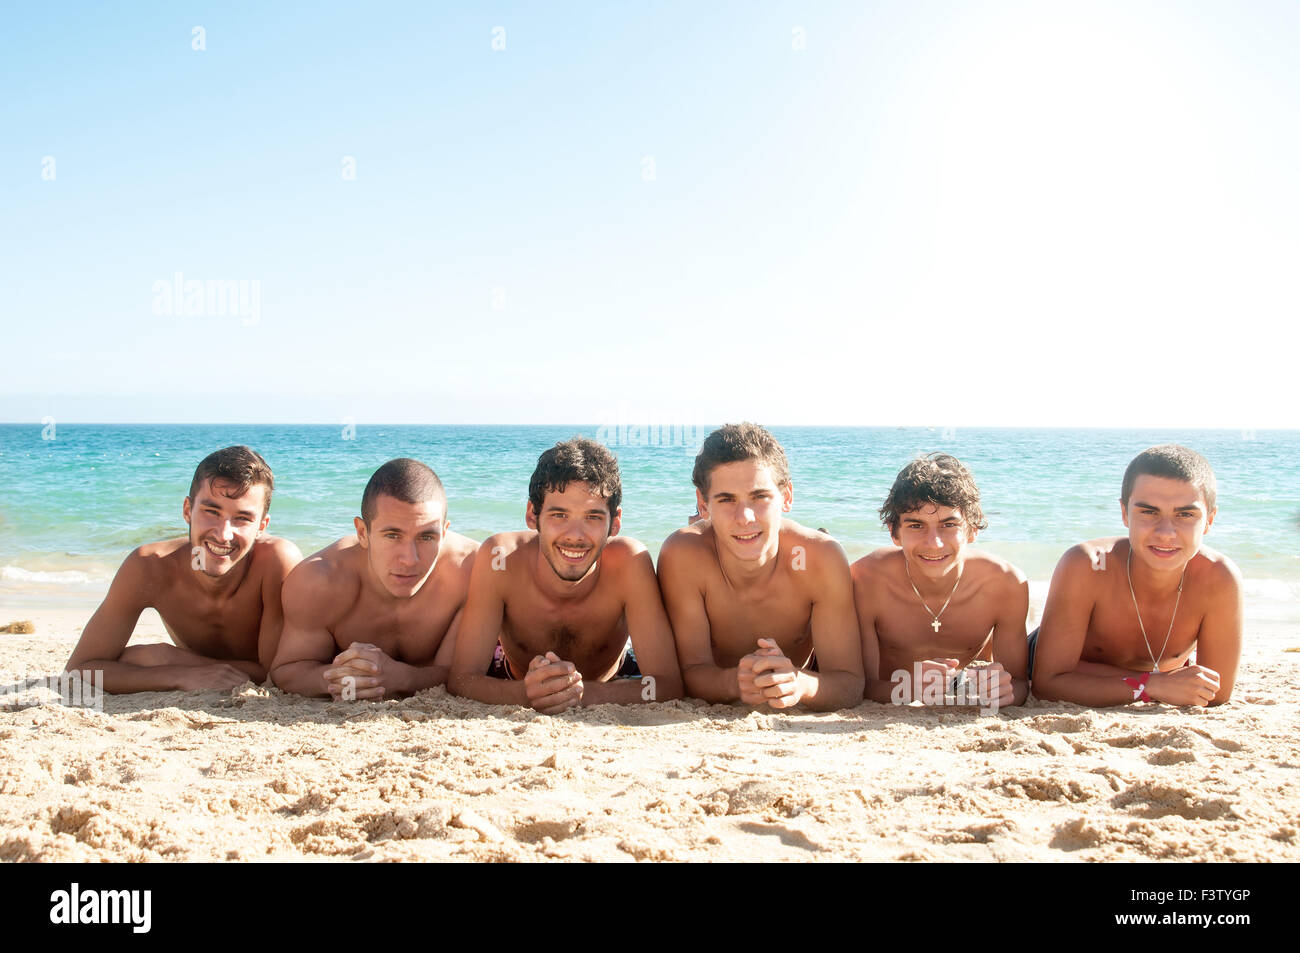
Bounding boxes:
511 817 582 844
1026 714 1094 734
1111 781 1238 820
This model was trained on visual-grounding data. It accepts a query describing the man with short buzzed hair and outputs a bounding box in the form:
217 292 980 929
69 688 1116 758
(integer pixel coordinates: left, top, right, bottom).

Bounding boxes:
1032 445 1242 707
270 458 478 700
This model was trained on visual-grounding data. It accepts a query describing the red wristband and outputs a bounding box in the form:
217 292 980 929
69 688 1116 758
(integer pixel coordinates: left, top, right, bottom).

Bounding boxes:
1122 672 1152 702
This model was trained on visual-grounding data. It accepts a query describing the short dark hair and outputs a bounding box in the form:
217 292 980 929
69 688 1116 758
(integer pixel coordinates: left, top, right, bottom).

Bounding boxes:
879 452 988 537
188 446 274 517
361 458 447 524
529 438 622 521
1121 445 1217 513
691 423 790 495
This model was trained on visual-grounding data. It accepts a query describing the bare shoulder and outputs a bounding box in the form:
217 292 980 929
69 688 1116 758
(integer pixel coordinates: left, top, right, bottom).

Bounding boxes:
1057 537 1122 582
440 530 481 570
283 538 360 620
1191 544 1243 593
964 548 1028 591
658 522 714 565
478 530 534 561
104 539 183 608
850 546 900 586
126 537 188 584
252 534 302 571
780 519 849 574
599 535 652 575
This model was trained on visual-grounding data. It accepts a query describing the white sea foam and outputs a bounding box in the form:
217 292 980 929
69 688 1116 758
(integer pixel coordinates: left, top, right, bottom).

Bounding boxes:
0 566 103 586
1240 577 1299 602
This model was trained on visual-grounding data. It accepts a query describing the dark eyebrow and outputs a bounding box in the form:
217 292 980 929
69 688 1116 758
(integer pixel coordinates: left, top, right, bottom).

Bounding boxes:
377 525 406 534
1133 500 1201 512
199 497 258 519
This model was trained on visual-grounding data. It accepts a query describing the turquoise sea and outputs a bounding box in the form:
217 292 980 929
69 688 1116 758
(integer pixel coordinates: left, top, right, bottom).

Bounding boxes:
1 425 1297 617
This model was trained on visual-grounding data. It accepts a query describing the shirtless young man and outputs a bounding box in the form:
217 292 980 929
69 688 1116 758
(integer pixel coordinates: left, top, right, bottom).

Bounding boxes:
657 423 864 711
270 458 478 700
447 438 683 714
851 453 1027 710
1032 445 1241 707
65 446 301 693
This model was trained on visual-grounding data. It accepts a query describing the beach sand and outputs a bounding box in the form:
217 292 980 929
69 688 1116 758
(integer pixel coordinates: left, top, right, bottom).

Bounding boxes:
1 604 1297 863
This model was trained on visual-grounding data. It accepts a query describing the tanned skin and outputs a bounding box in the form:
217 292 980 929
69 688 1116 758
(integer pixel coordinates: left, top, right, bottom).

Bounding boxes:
447 482 683 714
66 479 301 693
658 460 864 711
851 504 1027 708
270 494 477 700
1033 475 1242 707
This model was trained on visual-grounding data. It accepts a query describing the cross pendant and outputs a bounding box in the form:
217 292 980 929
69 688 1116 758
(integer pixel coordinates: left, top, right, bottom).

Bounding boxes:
931 619 942 632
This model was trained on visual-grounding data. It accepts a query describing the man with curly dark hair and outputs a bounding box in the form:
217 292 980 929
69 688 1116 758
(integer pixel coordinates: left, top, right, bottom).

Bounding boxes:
448 438 682 714
852 452 1028 710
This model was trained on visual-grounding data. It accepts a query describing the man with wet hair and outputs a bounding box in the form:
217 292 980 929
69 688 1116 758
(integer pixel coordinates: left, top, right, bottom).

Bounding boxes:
66 446 302 693
271 458 478 700
1032 445 1242 707
658 423 864 710
852 453 1028 709
447 438 682 714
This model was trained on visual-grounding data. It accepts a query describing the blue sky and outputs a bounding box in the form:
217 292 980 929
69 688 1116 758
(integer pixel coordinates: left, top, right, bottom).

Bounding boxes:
3 1 1298 427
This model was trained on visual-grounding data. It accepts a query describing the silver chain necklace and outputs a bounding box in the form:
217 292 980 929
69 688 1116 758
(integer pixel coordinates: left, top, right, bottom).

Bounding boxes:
1125 548 1186 674
905 556 962 633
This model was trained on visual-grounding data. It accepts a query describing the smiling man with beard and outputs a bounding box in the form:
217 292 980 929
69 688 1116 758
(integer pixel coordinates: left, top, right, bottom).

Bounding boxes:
1031 445 1242 707
65 446 302 693
657 423 864 710
447 438 682 714
270 458 478 700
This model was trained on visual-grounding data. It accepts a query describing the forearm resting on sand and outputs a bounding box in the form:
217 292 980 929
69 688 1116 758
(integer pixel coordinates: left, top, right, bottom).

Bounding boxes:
68 657 260 694
579 669 682 706
269 660 334 698
797 669 864 712
682 662 742 704
1035 661 1223 707
446 671 531 707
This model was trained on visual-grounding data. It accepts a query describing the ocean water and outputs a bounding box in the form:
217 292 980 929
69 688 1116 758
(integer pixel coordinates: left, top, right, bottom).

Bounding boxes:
1 425 1298 614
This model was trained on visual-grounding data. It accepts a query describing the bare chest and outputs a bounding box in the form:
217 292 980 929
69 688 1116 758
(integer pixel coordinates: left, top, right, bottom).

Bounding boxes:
875 582 996 666
332 580 461 663
1086 584 1202 670
703 577 813 666
156 583 262 660
501 589 628 673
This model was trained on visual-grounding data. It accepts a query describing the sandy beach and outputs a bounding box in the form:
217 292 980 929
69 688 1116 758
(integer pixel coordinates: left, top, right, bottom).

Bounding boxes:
2 601 1297 863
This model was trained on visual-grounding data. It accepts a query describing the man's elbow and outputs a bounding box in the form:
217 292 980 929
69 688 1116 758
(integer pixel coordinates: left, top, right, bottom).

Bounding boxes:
807 671 864 711
647 672 684 702
1028 673 1066 703
268 664 295 692
681 663 724 702
446 668 472 698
